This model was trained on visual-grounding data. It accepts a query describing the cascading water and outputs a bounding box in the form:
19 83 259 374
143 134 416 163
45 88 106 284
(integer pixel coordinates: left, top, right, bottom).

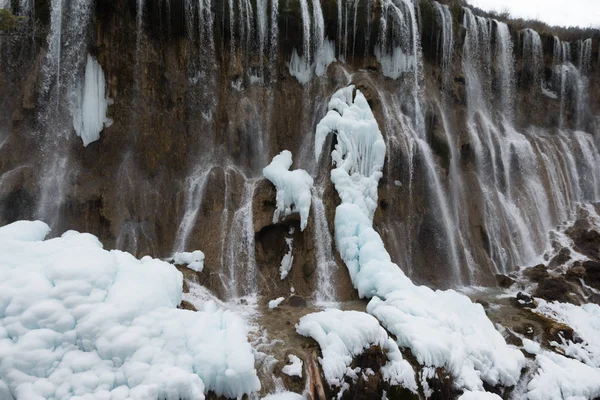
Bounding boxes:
522 29 544 88
313 187 338 305
580 38 593 74
495 21 515 119
433 1 454 92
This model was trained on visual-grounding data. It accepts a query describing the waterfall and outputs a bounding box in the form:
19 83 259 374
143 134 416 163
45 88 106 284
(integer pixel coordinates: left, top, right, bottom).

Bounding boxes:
313 188 338 305
174 168 212 252
36 0 95 226
495 21 515 120
0 0 10 10
433 1 454 92
462 7 492 115
522 29 543 88
580 38 593 74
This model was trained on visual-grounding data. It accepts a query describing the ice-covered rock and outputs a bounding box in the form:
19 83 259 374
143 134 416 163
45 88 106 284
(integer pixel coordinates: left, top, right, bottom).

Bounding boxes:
263 150 314 231
173 250 205 272
315 86 525 392
0 221 260 399
296 309 417 392
282 354 303 378
269 297 285 309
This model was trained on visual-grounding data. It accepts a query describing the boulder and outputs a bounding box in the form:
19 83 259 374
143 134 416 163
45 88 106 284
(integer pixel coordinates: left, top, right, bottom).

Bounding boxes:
523 264 549 283
534 277 570 303
496 274 515 288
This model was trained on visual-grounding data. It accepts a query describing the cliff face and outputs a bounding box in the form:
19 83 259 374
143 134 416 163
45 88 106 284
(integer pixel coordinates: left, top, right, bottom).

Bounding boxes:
0 0 599 303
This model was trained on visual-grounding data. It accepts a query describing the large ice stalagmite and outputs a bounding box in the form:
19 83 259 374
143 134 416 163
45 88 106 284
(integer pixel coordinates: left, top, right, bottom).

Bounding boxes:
72 54 111 146
0 221 260 399
263 150 314 231
315 86 525 394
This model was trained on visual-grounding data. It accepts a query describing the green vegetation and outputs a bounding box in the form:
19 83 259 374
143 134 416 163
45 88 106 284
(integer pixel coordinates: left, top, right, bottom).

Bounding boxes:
0 8 25 31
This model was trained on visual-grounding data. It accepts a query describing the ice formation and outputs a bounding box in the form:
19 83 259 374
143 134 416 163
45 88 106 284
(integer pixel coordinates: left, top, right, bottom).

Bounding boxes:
0 221 260 399
281 354 303 378
527 351 600 400
263 150 314 231
315 86 525 392
280 237 294 280
172 250 205 272
296 309 417 392
268 297 285 309
535 300 600 367
72 54 112 147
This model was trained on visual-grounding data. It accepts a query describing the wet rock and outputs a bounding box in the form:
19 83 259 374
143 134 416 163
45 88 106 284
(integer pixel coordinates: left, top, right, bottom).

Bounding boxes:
514 292 535 308
566 265 586 280
587 294 600 305
288 295 307 308
178 300 196 311
514 324 535 339
581 260 600 290
496 274 515 288
534 277 570 303
475 299 490 308
548 248 571 268
523 264 549 283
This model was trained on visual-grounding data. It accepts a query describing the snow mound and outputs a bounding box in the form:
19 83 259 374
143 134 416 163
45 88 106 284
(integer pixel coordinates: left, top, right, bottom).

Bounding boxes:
535 300 600 368
296 309 417 392
262 392 304 400
173 250 205 272
458 391 502 400
527 351 600 400
263 150 314 231
72 54 112 147
0 221 260 399
282 355 303 378
315 86 525 392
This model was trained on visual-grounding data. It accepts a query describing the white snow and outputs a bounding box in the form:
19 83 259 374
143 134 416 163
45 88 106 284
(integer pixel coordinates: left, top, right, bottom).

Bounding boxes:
535 300 600 368
269 297 285 309
523 338 541 355
527 351 600 400
262 392 304 400
458 391 502 400
172 250 205 272
315 86 525 392
282 354 303 378
0 221 260 399
263 150 314 231
280 237 294 280
72 54 112 147
296 309 417 392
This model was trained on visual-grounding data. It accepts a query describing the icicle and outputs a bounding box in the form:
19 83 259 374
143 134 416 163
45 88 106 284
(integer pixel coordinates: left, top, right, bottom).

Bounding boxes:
72 54 111 147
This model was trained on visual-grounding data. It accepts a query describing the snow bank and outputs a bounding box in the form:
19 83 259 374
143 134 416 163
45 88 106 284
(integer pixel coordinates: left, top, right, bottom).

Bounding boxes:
262 392 304 400
535 300 600 368
315 86 525 392
527 351 600 400
0 221 260 399
458 391 502 400
72 54 112 147
282 355 303 378
173 250 205 272
263 150 314 231
296 309 417 392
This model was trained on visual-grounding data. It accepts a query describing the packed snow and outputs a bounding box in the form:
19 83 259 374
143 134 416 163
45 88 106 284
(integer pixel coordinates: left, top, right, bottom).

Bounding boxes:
263 150 314 231
527 351 600 400
458 391 502 400
262 392 304 400
296 309 417 392
172 250 205 272
281 355 303 378
268 297 285 309
0 221 260 399
315 86 525 392
72 54 112 147
535 299 600 367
